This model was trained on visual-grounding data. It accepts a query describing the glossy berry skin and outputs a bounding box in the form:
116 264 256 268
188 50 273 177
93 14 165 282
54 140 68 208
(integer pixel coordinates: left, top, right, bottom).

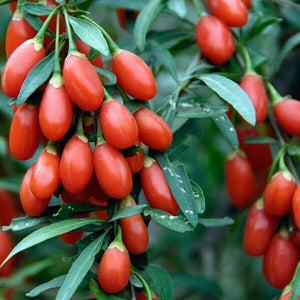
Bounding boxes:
59 135 93 194
30 148 60 199
263 233 300 289
9 2 17 13
61 189 90 204
195 15 235 65
100 100 138 149
39 79 73 141
59 231 83 244
225 151 255 208
208 0 248 28
141 158 179 215
240 73 269 124
263 171 297 216
292 186 300 230
75 39 103 68
273 99 300 137
2 39 45 98
94 142 132 199
89 197 108 221
0 190 17 226
6 13 36 57
119 197 149 254
98 246 131 293
63 52 103 111
237 125 272 172
9 104 41 160
20 167 51 216
243 200 277 256
241 0 251 8
126 141 144 174
134 108 173 150
112 50 157 101
0 230 14 277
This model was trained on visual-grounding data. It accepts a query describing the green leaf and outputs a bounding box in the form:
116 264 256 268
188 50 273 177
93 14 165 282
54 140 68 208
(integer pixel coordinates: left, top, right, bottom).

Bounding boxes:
155 153 198 226
198 74 256 126
110 205 147 222
56 233 107 300
145 264 173 300
2 215 49 232
1 218 102 268
176 104 228 119
94 67 117 85
291 263 300 300
150 42 179 83
89 279 124 300
160 96 177 127
123 99 145 114
0 259 52 289
190 180 205 214
0 135 8 156
244 136 278 145
69 16 109 56
93 0 147 10
199 217 234 227
23 2 52 16
17 52 55 105
167 0 186 18
0 176 23 193
26 275 66 297
54 203 106 216
22 9 44 32
245 18 282 41
130 273 143 288
287 144 300 157
134 0 164 51
277 32 300 68
144 208 193 233
211 113 239 150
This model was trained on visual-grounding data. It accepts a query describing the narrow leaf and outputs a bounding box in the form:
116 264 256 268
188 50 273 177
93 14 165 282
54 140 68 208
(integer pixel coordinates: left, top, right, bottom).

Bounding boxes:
56 234 107 300
2 215 48 232
199 217 234 227
155 153 198 226
190 180 205 214
1 218 102 268
93 0 146 10
26 275 66 297
291 263 300 300
23 2 52 16
145 264 173 300
277 32 300 68
144 208 193 233
54 203 106 216
167 0 186 18
89 279 124 300
134 0 164 51
176 104 228 119
17 53 55 105
212 113 239 150
69 16 109 56
199 74 256 126
244 136 278 145
94 67 117 85
110 205 147 222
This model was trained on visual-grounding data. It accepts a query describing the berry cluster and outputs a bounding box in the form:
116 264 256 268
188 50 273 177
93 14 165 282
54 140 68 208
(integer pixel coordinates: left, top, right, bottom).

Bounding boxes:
1 1 179 297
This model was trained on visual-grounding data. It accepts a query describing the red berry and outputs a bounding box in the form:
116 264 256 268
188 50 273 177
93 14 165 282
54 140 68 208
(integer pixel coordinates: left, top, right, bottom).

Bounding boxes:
126 141 144 174
59 135 93 194
98 242 131 293
273 99 300 137
241 0 251 8
20 166 51 216
30 146 60 199
0 190 17 226
9 104 41 160
243 199 277 256
119 196 149 254
195 15 235 65
75 39 103 68
5 12 36 57
263 171 297 216
134 108 173 150
140 157 179 215
240 73 269 124
225 151 256 207
112 50 157 101
63 52 104 111
0 230 14 277
136 291 159 300
39 78 73 141
263 232 300 289
94 141 132 199
292 186 300 230
100 99 138 149
9 2 17 13
208 0 248 28
2 39 45 98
